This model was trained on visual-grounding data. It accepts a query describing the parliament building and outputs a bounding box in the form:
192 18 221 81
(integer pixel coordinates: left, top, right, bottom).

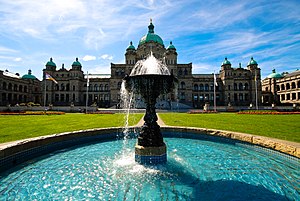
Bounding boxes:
1 21 266 109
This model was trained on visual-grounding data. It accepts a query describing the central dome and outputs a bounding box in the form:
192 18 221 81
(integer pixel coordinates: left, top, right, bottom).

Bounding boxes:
139 20 164 46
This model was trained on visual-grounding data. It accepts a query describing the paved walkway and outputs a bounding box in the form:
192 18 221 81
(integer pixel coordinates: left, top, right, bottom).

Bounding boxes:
135 114 166 126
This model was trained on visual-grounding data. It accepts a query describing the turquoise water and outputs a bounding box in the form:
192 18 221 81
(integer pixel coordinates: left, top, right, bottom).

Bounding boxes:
0 137 299 200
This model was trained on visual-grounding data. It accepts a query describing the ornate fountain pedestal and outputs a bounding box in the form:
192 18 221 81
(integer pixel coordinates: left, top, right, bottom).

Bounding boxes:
124 74 177 164
135 144 167 164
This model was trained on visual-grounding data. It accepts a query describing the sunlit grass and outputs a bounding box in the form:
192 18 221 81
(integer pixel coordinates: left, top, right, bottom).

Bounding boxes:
0 113 143 143
159 113 300 142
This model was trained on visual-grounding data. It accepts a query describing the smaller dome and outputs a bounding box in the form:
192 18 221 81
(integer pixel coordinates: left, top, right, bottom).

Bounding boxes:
248 57 258 65
167 41 176 50
222 57 231 65
126 41 135 51
72 58 81 66
267 69 283 79
22 69 37 80
46 57 56 67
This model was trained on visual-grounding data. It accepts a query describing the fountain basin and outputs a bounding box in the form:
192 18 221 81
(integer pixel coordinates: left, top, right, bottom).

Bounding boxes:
123 74 177 98
0 128 299 200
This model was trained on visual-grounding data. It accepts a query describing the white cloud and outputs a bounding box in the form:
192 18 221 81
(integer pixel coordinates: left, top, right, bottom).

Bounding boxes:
100 54 113 60
89 65 111 74
82 55 96 61
14 57 22 62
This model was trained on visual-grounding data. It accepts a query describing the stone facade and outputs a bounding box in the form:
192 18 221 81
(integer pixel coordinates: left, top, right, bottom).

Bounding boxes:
262 69 300 106
0 70 42 106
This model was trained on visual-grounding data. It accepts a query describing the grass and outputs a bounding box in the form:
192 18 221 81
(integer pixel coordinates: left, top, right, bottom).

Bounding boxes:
1 112 300 144
159 113 300 143
0 113 143 143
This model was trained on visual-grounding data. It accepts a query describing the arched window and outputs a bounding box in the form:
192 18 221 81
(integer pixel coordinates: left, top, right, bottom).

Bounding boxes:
56 84 59 91
100 84 103 91
180 82 185 89
286 83 290 90
178 69 182 76
61 83 65 91
199 84 204 91
94 84 98 92
73 85 76 91
291 82 296 89
234 83 237 90
19 85 23 92
66 84 70 91
205 84 209 91
281 84 285 90
14 84 18 91
210 84 214 91
8 83 12 90
244 83 249 90
2 82 7 90
184 69 188 75
24 86 27 93
194 84 198 91
276 85 280 91
105 84 109 91
239 83 243 90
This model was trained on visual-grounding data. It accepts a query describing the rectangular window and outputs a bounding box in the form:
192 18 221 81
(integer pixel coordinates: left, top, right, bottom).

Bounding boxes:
286 94 290 100
239 93 243 101
199 95 204 101
204 94 209 101
234 93 238 101
281 94 285 101
245 94 249 101
292 93 296 100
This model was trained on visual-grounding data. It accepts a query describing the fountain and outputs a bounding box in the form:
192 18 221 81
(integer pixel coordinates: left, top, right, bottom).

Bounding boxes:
123 53 177 164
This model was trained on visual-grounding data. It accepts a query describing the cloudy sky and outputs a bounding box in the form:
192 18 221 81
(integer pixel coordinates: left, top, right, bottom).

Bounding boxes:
0 0 299 80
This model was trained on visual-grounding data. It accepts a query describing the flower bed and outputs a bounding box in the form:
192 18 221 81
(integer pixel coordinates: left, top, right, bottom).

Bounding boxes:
0 111 65 115
86 111 115 114
237 111 300 115
187 110 218 114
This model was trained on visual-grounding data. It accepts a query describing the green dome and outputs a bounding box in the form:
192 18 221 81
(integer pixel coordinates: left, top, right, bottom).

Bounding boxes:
248 57 258 65
139 21 164 46
46 57 56 67
22 69 37 80
167 41 176 50
267 69 283 79
72 58 81 66
126 41 135 51
222 57 231 65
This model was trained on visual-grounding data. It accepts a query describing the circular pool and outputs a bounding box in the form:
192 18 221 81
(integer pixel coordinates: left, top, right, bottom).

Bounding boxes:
0 133 299 200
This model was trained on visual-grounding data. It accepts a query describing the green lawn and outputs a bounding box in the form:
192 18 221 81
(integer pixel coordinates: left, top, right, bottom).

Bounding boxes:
159 113 300 142
0 113 143 143
1 112 300 144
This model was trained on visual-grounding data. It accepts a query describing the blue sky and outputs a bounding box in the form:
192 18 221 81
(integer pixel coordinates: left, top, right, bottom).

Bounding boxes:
0 0 299 80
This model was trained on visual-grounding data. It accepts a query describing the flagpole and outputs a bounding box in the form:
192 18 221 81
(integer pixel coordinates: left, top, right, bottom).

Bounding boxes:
255 69 258 110
85 71 89 114
44 74 47 111
214 71 217 112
